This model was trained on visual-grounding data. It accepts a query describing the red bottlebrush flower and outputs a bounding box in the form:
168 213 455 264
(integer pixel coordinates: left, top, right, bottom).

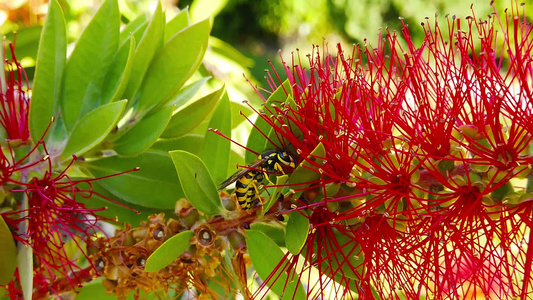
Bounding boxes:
253 206 363 300
0 42 30 142
248 37 407 183
245 2 533 300
0 133 138 296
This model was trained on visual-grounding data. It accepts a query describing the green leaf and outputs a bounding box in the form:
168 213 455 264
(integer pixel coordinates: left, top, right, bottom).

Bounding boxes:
61 100 126 159
77 278 147 300
164 9 189 43
245 79 292 164
246 230 306 300
0 216 17 285
136 18 210 113
261 175 288 216
287 143 326 199
16 196 32 300
168 77 210 109
87 151 184 209
263 96 302 153
76 180 163 226
101 36 135 103
119 14 148 45
114 104 173 156
230 97 253 129
29 0 66 141
250 222 285 247
151 134 204 153
209 36 254 68
201 91 231 185
145 230 194 272
5 26 42 61
122 2 165 101
285 211 310 255
77 279 119 300
169 150 223 215
61 0 120 131
18 244 32 300
161 86 223 138
227 148 244 179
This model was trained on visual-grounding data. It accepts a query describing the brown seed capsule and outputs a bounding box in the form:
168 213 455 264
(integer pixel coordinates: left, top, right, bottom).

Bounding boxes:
94 256 106 274
136 256 146 267
152 225 166 240
195 226 216 249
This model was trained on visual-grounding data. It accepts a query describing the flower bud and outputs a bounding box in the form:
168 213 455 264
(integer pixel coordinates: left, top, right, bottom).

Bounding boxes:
227 230 246 252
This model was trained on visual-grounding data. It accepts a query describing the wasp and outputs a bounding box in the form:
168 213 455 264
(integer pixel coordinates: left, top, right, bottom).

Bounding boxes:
219 149 296 210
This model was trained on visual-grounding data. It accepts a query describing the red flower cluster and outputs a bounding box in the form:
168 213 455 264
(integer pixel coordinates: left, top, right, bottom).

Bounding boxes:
0 43 137 298
251 2 533 299
0 43 30 142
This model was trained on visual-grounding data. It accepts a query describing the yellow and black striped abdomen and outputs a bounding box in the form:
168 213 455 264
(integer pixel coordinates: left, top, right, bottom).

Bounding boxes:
235 170 264 210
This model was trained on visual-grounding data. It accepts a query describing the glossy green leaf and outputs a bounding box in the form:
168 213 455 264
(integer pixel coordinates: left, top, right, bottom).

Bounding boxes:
227 148 245 179
16 197 32 300
0 216 17 285
114 104 174 156
119 15 148 45
101 36 135 103
61 100 126 159
246 230 306 300
145 230 194 272
230 98 253 129
77 279 119 300
250 222 286 247
164 9 189 42
245 79 292 164
201 91 231 185
161 86 223 138
209 36 254 68
168 77 210 110
286 211 310 255
87 151 184 209
18 244 32 300
4 26 42 61
61 0 120 131
122 2 165 101
169 150 223 215
77 278 147 300
0 286 7 300
287 143 326 199
151 134 204 153
29 0 66 141
75 180 164 226
137 18 210 113
261 175 288 216
264 96 302 149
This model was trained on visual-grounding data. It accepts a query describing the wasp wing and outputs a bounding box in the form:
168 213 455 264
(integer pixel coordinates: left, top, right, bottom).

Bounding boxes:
218 159 267 190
